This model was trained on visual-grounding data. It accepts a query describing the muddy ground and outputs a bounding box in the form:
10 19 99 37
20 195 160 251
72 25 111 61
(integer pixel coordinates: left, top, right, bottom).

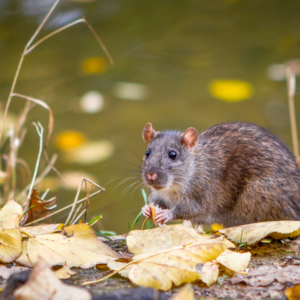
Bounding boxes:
1 236 300 299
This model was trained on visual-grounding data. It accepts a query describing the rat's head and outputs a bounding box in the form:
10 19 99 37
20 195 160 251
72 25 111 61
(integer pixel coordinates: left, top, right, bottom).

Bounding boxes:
141 123 199 191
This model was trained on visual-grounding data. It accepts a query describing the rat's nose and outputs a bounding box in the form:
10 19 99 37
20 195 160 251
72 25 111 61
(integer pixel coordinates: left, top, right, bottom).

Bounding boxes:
147 173 158 181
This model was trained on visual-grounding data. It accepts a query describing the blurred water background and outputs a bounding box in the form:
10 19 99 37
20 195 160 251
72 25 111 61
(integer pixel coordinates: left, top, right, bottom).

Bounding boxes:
0 0 300 233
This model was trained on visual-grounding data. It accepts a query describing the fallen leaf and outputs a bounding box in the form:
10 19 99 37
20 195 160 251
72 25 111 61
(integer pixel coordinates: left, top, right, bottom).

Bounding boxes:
231 265 300 286
0 200 23 262
285 284 300 300
211 223 224 230
216 249 251 274
199 262 219 286
14 256 91 300
127 221 235 255
107 260 131 278
0 264 30 279
128 241 232 291
54 265 76 279
22 189 57 225
219 221 300 245
170 283 194 300
16 224 120 268
20 224 63 235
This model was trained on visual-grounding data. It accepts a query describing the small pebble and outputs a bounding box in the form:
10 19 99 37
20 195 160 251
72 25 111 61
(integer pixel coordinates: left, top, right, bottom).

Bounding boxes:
293 260 300 265
6 263 13 268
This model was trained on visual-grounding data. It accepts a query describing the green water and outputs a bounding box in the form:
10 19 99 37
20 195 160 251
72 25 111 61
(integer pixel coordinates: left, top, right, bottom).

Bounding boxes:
1 0 300 233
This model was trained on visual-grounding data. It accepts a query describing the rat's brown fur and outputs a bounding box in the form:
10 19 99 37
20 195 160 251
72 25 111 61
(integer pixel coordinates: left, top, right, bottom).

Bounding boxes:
141 122 300 227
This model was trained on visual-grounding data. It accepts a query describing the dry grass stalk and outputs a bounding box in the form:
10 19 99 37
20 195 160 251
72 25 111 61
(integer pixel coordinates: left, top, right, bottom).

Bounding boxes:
286 66 299 158
65 178 104 225
24 188 104 226
0 0 113 208
27 123 44 203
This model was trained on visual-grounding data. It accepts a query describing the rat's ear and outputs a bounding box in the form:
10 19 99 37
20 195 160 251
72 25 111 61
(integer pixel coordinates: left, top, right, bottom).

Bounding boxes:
142 123 157 144
181 127 199 150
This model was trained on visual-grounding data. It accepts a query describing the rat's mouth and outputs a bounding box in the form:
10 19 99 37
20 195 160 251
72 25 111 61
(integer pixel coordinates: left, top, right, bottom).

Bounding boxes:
144 179 165 190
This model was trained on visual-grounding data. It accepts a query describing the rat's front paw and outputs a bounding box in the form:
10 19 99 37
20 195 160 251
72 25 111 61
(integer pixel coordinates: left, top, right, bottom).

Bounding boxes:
155 209 173 225
142 204 152 218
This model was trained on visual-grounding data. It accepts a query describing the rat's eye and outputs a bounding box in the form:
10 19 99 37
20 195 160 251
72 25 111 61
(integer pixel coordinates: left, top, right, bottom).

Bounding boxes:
145 149 151 157
169 151 177 160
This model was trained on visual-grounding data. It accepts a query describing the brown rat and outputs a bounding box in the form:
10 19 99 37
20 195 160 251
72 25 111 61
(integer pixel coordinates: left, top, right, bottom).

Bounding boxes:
141 122 300 227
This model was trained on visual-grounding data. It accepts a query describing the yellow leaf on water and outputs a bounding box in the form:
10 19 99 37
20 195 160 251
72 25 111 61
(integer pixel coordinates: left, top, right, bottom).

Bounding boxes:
0 200 23 263
209 79 253 102
81 57 107 74
200 261 219 286
170 284 194 300
16 224 120 268
216 249 251 274
14 257 91 300
127 221 234 255
55 131 87 150
219 221 300 245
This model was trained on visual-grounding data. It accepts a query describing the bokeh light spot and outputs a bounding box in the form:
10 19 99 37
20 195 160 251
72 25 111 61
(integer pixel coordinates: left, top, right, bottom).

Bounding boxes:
62 140 114 165
209 79 253 102
80 91 104 113
81 57 107 74
55 131 87 150
112 82 148 101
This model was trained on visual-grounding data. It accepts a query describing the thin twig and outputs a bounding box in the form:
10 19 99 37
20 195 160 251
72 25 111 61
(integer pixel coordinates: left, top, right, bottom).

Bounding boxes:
84 180 93 223
25 18 113 65
16 153 57 202
9 125 16 198
27 123 44 202
286 67 299 157
24 189 104 226
65 178 104 225
41 188 50 200
73 208 87 225
70 204 82 225
0 0 60 149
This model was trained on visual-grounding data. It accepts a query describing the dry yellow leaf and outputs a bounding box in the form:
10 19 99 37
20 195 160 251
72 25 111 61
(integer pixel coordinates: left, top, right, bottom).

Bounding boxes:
200 262 219 286
55 265 76 279
285 284 300 300
170 284 194 300
219 221 300 244
128 241 231 291
107 260 131 278
0 200 23 262
127 221 234 255
20 224 63 235
0 264 30 279
216 249 251 274
16 224 120 268
14 257 91 300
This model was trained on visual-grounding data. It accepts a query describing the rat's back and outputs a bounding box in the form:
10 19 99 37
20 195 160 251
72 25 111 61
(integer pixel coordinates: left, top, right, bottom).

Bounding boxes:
196 122 300 226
